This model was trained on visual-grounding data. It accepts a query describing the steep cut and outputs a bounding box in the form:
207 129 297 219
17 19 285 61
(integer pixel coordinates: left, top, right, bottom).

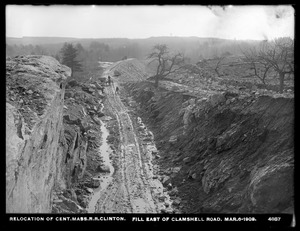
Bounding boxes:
123 81 294 214
6 55 70 213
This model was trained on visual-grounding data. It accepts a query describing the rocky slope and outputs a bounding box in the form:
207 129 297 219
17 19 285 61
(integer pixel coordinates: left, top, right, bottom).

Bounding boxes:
6 55 109 213
6 55 70 212
123 82 294 213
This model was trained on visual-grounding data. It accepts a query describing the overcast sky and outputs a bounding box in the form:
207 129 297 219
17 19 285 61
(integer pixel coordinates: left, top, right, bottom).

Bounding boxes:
6 5 294 40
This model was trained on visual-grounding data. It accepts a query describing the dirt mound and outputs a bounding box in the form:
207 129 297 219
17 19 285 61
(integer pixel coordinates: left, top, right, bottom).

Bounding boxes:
123 81 294 214
108 58 150 82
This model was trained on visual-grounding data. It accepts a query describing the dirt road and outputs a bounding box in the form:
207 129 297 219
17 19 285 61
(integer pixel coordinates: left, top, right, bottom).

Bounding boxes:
93 63 172 213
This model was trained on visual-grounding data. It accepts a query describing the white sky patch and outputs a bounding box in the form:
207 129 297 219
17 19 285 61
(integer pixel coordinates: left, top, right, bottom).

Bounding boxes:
6 5 294 40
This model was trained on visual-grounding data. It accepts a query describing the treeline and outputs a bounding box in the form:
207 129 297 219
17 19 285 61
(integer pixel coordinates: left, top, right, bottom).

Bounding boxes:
6 44 50 57
6 37 263 64
6 41 142 62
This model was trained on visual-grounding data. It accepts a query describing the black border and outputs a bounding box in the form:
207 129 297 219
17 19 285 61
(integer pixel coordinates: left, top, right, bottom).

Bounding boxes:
2 2 297 229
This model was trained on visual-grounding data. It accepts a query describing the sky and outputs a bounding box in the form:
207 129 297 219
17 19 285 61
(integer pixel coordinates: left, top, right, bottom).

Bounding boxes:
6 5 295 40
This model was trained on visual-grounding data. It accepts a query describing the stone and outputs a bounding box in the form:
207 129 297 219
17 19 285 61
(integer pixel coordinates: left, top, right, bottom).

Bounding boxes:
169 135 177 143
164 168 172 175
164 202 170 208
183 157 191 164
172 198 181 206
160 208 173 214
143 137 152 142
70 189 77 202
209 93 226 107
97 164 110 173
162 176 170 185
169 187 178 196
182 100 189 108
152 150 158 155
172 167 181 173
86 188 94 194
189 98 196 105
158 195 167 202
27 90 33 94
191 173 197 180
85 179 100 188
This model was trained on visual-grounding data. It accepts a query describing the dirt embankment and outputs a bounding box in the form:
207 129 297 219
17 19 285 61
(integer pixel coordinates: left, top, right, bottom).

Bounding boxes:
122 81 294 214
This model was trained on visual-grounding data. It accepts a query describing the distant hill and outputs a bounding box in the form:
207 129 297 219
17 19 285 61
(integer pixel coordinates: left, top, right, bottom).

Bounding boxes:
6 36 81 45
6 36 262 62
6 36 259 47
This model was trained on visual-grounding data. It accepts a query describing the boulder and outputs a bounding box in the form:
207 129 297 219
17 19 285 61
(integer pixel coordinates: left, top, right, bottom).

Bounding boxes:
249 165 293 213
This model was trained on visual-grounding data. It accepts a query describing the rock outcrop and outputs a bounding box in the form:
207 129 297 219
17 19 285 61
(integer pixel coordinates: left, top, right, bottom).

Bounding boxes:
6 55 70 213
6 55 108 213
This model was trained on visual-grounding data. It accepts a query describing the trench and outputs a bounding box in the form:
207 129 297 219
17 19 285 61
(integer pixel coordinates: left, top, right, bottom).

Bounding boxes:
87 106 115 213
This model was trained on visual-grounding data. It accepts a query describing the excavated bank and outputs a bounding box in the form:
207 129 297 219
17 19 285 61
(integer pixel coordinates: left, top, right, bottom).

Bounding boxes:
122 81 294 214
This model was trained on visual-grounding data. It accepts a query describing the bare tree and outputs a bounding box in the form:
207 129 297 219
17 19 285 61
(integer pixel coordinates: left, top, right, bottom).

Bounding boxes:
258 38 294 93
242 37 294 93
198 56 225 78
242 47 273 86
147 44 185 87
212 56 225 77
